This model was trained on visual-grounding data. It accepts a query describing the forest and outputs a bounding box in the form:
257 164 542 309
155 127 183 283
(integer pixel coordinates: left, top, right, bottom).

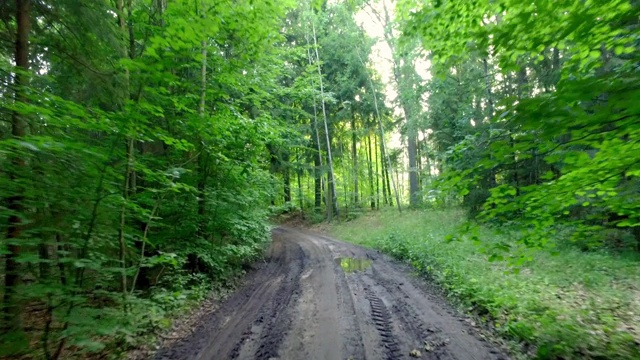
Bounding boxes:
1 0 639 359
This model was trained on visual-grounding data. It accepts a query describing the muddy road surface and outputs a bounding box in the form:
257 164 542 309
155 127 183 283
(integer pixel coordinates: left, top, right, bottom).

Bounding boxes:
155 227 508 360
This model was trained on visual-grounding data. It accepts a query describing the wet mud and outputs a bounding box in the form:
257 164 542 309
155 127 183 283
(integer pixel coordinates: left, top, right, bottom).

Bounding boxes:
154 227 508 360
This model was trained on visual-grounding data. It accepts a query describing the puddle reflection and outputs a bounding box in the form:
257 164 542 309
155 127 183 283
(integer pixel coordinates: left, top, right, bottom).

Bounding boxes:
335 257 373 273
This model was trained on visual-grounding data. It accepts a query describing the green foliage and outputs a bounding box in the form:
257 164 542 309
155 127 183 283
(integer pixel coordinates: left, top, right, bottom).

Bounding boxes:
332 209 640 359
397 0 640 253
0 0 301 357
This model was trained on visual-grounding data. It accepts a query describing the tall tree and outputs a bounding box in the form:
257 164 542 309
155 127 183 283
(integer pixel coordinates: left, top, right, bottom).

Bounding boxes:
311 17 339 221
4 0 31 334
365 0 423 206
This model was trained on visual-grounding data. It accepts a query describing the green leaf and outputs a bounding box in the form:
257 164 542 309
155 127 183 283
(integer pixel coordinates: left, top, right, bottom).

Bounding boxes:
488 254 503 262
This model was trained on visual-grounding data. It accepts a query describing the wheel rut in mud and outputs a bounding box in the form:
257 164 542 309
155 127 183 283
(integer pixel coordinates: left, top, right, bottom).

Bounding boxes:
364 288 402 359
155 227 508 360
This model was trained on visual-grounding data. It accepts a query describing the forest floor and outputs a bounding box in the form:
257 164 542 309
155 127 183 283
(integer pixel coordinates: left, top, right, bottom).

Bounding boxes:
152 227 509 360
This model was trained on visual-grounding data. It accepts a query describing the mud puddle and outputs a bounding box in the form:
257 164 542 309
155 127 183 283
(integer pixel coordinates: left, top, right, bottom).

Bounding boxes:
335 257 373 273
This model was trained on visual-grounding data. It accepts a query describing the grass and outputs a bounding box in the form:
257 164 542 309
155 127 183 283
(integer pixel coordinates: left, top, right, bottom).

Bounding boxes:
329 208 640 359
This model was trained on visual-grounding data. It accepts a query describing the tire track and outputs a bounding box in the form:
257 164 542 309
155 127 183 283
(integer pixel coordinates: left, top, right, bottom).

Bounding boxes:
254 243 304 359
154 227 508 360
371 265 450 359
332 256 367 359
364 287 402 359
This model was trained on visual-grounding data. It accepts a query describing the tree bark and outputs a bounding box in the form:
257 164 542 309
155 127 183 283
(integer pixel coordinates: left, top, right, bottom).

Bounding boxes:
423 134 431 183
366 134 375 210
374 133 380 209
38 242 50 280
197 153 207 236
306 45 324 213
385 163 393 206
4 0 31 331
381 143 388 205
296 149 304 213
351 115 359 206
483 57 497 188
197 0 208 236
56 234 67 286
416 135 422 189
116 0 133 300
283 152 291 203
314 146 322 210
340 141 349 217
311 20 338 222
407 127 419 206
155 0 165 26
118 138 133 296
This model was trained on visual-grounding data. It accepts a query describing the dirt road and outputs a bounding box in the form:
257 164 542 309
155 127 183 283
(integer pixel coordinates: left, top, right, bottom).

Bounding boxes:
155 227 508 360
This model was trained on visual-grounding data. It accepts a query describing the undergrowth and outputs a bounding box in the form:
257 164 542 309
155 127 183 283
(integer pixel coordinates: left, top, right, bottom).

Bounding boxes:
330 209 640 360
2 233 270 360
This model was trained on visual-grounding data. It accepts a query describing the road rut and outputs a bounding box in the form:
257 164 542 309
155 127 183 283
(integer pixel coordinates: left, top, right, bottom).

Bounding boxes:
155 227 508 360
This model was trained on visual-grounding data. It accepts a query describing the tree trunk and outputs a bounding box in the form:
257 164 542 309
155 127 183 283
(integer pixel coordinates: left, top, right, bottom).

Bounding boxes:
513 66 528 197
364 0 404 211
376 1 417 207
374 133 380 209
416 136 422 189
424 140 431 183
483 58 495 117
551 47 560 86
407 131 419 206
4 0 31 331
340 141 349 217
197 153 207 236
483 57 497 188
296 149 304 213
311 20 338 222
366 134 375 210
385 164 393 206
197 0 208 236
116 0 134 300
283 152 291 203
56 234 67 286
394 62 419 207
381 144 388 205
351 115 359 206
354 41 401 212
38 242 50 281
306 44 324 213
118 138 133 296
156 0 166 27
298 171 303 212
314 149 322 210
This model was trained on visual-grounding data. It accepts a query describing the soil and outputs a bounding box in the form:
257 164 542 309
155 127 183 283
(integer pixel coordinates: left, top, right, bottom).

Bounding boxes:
154 227 509 360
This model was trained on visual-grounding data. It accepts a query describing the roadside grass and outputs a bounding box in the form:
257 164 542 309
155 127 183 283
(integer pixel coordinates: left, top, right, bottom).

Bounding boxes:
329 208 640 360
